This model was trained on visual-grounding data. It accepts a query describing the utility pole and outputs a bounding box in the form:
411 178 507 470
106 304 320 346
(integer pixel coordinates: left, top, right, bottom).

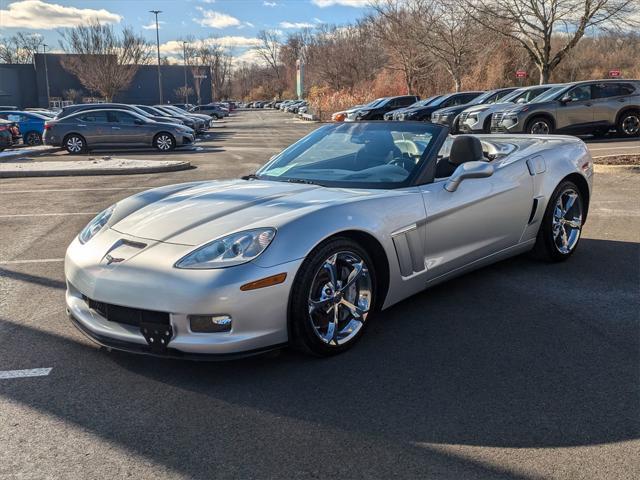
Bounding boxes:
183 41 189 105
150 10 163 103
42 44 51 108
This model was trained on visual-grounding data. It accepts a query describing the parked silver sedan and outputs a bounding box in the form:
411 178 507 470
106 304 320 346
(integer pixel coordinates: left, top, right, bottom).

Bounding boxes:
65 122 592 359
44 108 195 153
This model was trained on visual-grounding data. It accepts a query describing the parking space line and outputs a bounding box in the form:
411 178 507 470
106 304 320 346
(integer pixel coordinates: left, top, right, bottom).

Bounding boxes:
0 212 97 218
0 187 149 194
0 368 52 379
0 258 64 265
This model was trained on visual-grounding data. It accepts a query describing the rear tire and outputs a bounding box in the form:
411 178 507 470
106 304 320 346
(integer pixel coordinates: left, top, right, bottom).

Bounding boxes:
290 238 376 357
153 132 175 151
531 180 584 262
25 131 42 146
64 134 86 154
617 110 640 137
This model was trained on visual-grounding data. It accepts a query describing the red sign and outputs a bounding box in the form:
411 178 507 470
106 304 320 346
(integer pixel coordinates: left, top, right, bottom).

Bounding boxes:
515 70 527 78
609 69 621 78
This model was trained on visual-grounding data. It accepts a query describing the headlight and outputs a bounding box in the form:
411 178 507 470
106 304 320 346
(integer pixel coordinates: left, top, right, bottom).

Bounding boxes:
175 228 276 269
79 205 115 244
439 114 449 121
358 110 370 116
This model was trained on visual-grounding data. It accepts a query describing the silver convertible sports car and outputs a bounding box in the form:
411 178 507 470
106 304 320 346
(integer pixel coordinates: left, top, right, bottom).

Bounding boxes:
65 122 593 358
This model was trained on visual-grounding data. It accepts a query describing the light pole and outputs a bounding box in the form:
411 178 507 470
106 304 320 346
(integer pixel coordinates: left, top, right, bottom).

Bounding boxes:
182 41 189 105
150 10 163 103
42 44 51 108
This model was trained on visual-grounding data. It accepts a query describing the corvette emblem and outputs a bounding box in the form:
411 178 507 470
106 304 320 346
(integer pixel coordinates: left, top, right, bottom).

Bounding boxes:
105 254 125 265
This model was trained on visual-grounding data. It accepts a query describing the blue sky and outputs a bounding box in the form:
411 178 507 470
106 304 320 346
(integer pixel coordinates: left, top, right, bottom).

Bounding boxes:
0 0 372 62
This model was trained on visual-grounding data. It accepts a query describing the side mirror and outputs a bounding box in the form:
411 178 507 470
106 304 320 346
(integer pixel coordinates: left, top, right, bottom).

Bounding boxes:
134 118 144 125
516 97 527 104
444 161 494 192
559 94 573 104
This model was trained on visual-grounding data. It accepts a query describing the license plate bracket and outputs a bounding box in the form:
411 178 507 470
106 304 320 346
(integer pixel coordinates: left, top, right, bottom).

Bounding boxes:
140 322 173 353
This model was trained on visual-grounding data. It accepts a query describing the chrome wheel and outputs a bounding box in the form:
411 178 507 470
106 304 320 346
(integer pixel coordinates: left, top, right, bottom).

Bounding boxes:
621 114 639 136
155 134 173 150
66 136 83 153
530 120 550 135
308 251 372 346
552 188 582 254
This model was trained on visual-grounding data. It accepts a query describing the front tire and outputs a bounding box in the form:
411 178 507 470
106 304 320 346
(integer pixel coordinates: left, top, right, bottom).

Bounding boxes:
617 110 640 137
290 238 376 356
532 181 584 262
526 117 553 135
153 132 175 151
64 134 86 154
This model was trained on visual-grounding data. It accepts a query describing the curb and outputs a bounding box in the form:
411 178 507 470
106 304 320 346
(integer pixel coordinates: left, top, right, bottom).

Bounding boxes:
0 160 192 178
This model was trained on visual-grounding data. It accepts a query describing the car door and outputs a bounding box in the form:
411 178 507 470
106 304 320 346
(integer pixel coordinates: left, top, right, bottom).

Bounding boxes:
75 111 109 145
418 145 533 280
107 111 143 145
591 83 628 128
556 84 594 132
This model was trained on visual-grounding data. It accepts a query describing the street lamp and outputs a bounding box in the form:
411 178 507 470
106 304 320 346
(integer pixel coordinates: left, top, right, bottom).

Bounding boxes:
183 41 189 105
42 44 51 108
150 10 163 103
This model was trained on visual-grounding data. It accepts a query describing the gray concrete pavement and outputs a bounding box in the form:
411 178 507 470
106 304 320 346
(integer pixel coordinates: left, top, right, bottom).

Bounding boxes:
0 110 638 479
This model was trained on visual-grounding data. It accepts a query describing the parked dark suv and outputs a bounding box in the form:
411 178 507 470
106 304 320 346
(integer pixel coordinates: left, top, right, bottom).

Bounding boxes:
398 91 483 122
494 79 640 137
354 95 419 120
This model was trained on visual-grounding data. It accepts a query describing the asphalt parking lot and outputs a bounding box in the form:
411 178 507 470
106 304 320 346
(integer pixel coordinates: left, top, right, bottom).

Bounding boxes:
0 110 638 479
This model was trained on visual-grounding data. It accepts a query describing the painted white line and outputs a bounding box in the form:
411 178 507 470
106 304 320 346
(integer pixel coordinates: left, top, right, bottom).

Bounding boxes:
0 258 64 265
0 187 149 194
0 368 52 379
0 212 97 218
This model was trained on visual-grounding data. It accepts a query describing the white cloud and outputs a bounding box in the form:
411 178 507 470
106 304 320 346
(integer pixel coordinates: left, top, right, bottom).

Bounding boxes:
233 48 265 66
311 0 369 7
142 20 165 30
279 21 315 29
263 1 278 6
0 0 121 29
159 36 262 55
194 8 241 28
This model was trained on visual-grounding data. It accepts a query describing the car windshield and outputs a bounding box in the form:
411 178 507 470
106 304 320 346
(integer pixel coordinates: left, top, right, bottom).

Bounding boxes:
529 86 567 103
501 89 526 103
364 98 386 108
256 122 442 188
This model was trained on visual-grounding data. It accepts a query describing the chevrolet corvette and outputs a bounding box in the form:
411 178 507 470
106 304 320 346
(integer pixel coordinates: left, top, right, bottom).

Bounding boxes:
65 122 593 358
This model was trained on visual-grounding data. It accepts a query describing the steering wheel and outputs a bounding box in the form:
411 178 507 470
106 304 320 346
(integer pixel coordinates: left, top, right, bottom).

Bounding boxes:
387 152 413 171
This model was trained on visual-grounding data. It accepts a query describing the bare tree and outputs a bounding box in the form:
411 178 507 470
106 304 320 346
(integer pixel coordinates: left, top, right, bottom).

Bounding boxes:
254 30 284 97
0 32 44 64
463 0 640 83
62 88 83 103
174 86 194 103
198 42 233 101
59 21 151 101
370 1 434 94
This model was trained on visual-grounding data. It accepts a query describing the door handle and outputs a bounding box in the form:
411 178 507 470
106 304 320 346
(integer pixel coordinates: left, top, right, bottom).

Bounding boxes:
617 98 626 102
77 124 86 127
111 126 121 130
585 103 592 107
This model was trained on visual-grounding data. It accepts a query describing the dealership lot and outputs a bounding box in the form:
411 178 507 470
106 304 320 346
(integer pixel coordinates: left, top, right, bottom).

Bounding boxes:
0 110 638 479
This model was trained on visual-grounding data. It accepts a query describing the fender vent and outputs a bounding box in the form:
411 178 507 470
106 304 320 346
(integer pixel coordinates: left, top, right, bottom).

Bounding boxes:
392 222 426 277
528 198 539 224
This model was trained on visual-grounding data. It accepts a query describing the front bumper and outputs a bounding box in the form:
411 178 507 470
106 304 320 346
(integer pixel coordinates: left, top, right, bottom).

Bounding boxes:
65 230 303 358
492 114 523 133
176 133 195 146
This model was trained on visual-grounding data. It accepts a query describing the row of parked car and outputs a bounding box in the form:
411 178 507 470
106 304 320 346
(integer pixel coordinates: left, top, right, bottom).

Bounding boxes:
245 99 310 114
329 79 640 138
0 102 233 153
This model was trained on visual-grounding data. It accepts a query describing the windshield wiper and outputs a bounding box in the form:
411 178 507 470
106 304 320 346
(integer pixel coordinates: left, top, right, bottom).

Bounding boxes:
286 178 322 186
241 173 261 180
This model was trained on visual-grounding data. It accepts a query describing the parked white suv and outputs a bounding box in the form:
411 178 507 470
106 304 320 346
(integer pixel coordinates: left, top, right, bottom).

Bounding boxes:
459 85 563 133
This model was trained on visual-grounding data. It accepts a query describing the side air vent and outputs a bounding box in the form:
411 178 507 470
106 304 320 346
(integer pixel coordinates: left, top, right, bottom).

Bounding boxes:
528 198 539 224
392 222 426 277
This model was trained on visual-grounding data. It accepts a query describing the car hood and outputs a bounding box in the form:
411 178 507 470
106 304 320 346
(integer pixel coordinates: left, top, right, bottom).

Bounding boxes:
111 179 373 246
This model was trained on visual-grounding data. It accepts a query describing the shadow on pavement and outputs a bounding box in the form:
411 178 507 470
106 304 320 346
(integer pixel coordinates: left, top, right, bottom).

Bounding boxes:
0 238 638 477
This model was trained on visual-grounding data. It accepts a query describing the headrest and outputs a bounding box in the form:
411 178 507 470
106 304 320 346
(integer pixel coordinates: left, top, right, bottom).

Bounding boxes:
450 135 484 165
